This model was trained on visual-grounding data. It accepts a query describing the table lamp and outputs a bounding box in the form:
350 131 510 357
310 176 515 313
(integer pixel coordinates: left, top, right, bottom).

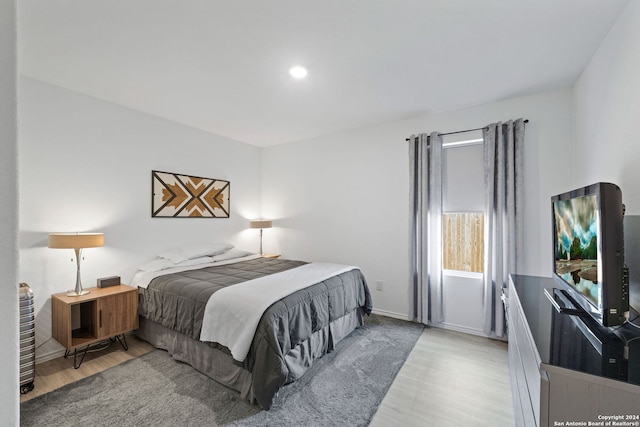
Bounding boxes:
48 232 104 296
249 220 272 255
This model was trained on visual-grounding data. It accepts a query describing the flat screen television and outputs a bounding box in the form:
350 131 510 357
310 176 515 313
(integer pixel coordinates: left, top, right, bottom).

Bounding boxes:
551 182 629 327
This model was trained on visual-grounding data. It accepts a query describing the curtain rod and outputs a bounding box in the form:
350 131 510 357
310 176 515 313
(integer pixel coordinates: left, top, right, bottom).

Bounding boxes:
404 119 528 141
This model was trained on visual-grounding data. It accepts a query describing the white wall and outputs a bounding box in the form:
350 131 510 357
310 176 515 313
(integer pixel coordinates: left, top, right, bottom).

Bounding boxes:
0 0 19 424
575 1 640 211
262 88 574 320
19 78 262 361
574 0 640 309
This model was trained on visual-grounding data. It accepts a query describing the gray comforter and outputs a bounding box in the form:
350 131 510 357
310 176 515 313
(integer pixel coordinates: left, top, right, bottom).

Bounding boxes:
138 257 372 409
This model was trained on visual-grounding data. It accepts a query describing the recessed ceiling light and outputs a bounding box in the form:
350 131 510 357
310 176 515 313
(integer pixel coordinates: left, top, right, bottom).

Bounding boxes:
289 66 308 79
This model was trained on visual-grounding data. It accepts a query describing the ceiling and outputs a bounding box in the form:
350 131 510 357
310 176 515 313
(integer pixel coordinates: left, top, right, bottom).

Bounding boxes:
19 0 629 147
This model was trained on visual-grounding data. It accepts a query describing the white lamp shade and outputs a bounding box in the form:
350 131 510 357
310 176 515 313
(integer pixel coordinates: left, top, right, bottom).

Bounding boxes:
249 220 272 229
48 233 104 249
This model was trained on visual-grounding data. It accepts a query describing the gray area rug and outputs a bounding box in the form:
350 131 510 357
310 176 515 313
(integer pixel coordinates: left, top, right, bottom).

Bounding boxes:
21 315 423 427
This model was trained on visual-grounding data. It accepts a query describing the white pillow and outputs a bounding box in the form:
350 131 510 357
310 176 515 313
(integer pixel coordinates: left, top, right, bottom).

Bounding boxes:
211 248 254 262
138 258 174 272
138 256 215 272
157 242 234 264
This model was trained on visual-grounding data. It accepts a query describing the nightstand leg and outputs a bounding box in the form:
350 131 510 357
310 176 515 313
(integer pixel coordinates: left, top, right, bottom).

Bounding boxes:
63 348 86 368
70 346 89 369
65 338 118 369
114 334 128 351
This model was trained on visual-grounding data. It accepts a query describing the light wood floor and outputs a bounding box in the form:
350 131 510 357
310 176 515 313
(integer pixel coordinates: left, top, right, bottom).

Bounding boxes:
21 327 515 426
20 335 155 403
370 326 515 426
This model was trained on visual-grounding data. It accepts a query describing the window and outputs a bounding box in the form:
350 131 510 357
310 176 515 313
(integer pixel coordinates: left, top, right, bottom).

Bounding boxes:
442 212 484 273
442 131 484 277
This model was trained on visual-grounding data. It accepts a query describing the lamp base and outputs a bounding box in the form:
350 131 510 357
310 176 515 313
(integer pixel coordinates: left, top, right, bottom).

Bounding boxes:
67 289 91 297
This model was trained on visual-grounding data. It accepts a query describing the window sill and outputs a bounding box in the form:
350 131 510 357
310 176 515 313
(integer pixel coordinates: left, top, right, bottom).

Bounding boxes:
442 269 483 280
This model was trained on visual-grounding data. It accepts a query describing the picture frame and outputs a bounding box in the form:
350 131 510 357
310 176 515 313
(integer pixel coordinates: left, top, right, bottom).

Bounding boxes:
151 170 230 218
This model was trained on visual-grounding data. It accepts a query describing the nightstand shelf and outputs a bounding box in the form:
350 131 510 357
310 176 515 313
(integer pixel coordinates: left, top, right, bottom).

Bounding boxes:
52 285 138 368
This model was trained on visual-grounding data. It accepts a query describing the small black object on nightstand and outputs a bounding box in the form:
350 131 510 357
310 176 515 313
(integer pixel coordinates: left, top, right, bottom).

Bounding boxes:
97 276 121 288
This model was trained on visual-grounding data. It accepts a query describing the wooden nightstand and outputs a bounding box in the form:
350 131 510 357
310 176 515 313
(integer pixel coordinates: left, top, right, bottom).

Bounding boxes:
261 253 281 259
51 284 138 368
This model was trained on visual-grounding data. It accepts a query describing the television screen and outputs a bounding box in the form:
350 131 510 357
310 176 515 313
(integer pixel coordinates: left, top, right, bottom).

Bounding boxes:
551 182 628 327
553 194 601 310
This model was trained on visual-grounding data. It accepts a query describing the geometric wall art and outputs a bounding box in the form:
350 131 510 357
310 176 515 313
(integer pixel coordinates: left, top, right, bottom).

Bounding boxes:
151 170 230 218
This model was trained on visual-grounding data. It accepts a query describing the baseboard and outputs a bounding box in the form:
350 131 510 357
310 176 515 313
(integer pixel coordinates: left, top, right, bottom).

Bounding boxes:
34 331 138 365
371 308 409 321
438 322 488 337
369 311 491 338
36 348 66 365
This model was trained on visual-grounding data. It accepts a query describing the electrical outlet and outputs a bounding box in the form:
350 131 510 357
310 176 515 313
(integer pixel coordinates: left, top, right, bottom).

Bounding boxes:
376 280 383 291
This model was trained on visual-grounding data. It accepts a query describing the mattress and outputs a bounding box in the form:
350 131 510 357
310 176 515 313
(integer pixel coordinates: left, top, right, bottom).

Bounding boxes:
136 256 372 409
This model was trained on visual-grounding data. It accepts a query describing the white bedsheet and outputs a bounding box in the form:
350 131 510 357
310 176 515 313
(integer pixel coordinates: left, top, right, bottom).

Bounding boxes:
199 262 357 362
130 254 262 289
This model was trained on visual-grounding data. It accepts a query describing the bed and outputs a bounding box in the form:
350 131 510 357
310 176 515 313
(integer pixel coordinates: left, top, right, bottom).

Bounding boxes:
131 245 372 409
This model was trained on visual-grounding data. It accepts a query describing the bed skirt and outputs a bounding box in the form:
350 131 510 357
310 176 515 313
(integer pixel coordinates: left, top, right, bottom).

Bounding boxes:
135 308 364 407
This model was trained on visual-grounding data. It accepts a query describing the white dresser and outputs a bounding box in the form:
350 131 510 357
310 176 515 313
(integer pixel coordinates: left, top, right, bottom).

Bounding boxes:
506 275 640 426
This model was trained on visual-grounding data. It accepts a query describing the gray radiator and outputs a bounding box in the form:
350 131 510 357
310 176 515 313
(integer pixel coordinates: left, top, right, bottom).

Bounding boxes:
19 283 35 394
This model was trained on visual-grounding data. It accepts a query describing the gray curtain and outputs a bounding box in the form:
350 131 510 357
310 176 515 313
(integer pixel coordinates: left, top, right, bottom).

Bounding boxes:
409 132 444 325
482 119 525 338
